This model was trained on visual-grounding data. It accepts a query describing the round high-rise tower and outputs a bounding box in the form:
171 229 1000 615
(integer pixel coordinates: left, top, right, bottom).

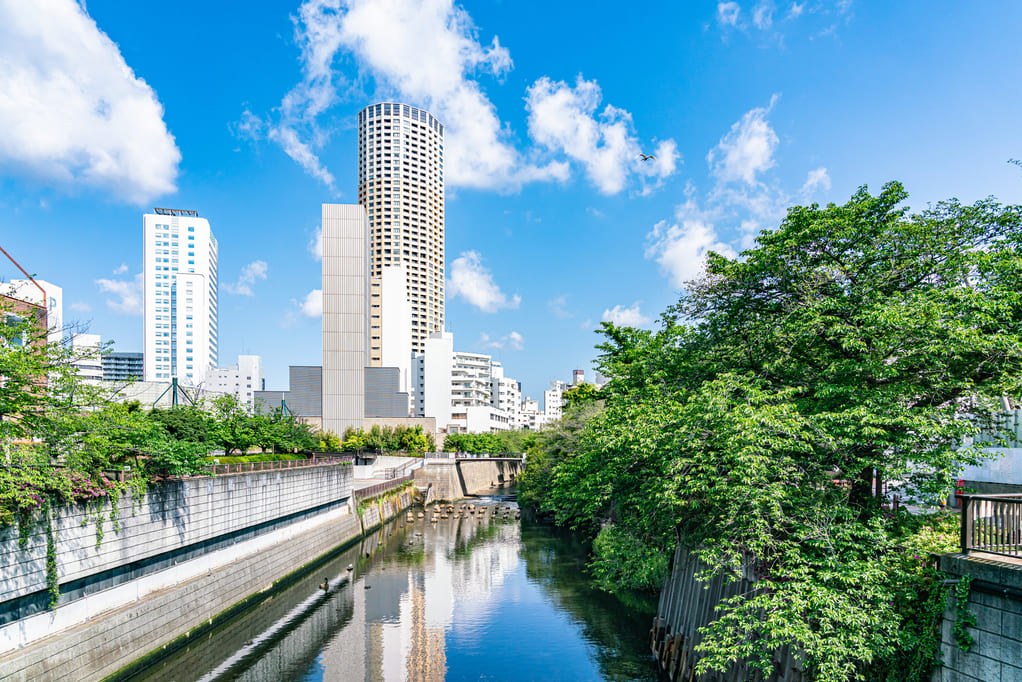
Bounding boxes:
357 102 445 356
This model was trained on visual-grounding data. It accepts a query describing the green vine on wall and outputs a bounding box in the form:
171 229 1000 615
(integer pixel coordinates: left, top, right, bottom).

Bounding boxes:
44 499 59 609
356 482 414 516
952 574 975 651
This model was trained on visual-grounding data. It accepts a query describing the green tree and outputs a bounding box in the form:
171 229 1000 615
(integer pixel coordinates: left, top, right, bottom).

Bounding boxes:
561 382 601 409
398 425 430 453
209 394 255 455
149 406 209 443
521 183 1022 681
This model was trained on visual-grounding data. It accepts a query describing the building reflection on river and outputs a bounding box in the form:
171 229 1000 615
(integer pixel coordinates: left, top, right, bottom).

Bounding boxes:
127 497 661 682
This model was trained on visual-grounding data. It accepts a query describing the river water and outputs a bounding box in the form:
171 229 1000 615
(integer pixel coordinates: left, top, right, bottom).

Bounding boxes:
125 493 665 682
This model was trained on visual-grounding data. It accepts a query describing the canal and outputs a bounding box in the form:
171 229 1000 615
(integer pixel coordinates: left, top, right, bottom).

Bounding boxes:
123 493 665 681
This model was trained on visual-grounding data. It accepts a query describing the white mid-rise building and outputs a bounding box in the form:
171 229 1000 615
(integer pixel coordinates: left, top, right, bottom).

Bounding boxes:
452 351 493 410
4 279 63 346
414 330 453 427
520 397 548 431
357 102 445 357
369 264 412 396
490 362 521 426
143 208 219 385
70 333 102 382
205 355 264 410
544 380 571 422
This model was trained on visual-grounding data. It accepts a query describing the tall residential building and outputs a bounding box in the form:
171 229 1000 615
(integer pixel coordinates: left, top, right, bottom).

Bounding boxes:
490 362 521 426
357 102 445 356
206 355 264 410
143 208 218 385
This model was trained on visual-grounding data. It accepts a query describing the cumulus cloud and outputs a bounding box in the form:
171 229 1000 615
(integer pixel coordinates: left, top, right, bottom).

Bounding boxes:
800 166 831 197
267 0 564 191
96 273 143 315
0 0 180 204
447 251 520 313
602 302 651 327
300 289 323 317
548 294 573 319
309 226 323 261
717 1 741 26
479 330 525 351
112 263 128 275
708 95 779 185
645 200 738 288
224 260 269 296
525 75 678 195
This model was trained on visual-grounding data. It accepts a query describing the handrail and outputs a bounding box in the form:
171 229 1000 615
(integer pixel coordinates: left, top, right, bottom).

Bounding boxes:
353 475 414 500
959 493 1022 558
206 455 353 476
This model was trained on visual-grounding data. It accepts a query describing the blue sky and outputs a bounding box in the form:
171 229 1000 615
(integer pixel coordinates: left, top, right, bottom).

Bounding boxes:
1 0 1020 403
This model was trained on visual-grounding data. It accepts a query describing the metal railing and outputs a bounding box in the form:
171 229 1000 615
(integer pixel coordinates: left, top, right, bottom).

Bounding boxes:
206 455 352 476
354 474 414 500
959 493 1022 558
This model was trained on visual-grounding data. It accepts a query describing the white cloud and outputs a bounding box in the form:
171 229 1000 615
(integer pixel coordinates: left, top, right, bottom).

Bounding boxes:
224 260 269 296
602 302 651 327
525 75 678 195
69 301 91 313
309 226 323 261
708 95 780 185
752 2 774 29
479 330 525 351
300 289 323 317
548 294 573 319
0 0 180 204
269 0 566 192
96 273 143 315
717 1 742 26
447 251 520 313
112 263 128 275
586 207 605 219
645 200 739 288
788 2 805 18
800 166 831 197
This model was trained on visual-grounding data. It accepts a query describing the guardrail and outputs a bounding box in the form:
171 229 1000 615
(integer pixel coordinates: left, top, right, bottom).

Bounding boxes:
354 474 414 500
959 493 1022 558
207 455 352 476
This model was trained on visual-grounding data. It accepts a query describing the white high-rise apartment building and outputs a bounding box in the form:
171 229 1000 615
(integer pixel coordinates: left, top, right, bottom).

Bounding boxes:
143 208 218 385
490 362 521 425
357 102 445 356
544 380 571 422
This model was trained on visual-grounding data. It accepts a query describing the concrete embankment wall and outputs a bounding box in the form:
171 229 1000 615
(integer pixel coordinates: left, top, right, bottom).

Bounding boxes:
936 554 1022 682
652 545 803 682
357 489 415 532
0 463 416 682
413 459 521 501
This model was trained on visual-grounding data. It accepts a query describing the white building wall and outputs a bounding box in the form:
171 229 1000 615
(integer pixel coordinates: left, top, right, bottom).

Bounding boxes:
205 355 264 410
380 265 412 394
143 211 218 385
4 279 63 346
321 203 368 435
419 331 453 428
70 333 102 382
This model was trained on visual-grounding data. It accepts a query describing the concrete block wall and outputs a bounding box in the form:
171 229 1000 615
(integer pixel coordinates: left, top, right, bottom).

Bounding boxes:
358 490 414 532
0 512 363 682
413 460 521 501
0 464 353 618
937 554 1022 682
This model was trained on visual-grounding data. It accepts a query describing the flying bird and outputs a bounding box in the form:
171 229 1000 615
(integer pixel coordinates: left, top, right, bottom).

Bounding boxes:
639 153 657 161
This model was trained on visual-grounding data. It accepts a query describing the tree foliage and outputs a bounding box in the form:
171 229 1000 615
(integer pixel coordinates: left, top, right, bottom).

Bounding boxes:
519 183 1022 681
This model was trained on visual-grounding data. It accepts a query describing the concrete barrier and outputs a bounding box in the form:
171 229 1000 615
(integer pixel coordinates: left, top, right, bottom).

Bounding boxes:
413 458 521 501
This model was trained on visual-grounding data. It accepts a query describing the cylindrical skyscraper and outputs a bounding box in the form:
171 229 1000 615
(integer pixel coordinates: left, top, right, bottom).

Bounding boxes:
357 102 445 356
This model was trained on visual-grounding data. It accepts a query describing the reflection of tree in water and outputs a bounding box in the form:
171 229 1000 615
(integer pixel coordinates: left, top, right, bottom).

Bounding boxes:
520 523 665 682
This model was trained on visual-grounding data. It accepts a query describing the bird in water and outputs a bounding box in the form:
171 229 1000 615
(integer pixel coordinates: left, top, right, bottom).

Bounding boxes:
319 578 329 591
347 564 354 571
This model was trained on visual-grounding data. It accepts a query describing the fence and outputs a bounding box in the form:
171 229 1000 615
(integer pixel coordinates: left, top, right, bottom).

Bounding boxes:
959 493 1022 558
353 475 413 500
206 455 352 476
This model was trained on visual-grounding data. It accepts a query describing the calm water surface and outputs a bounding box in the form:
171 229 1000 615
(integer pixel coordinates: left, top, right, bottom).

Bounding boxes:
127 494 664 681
